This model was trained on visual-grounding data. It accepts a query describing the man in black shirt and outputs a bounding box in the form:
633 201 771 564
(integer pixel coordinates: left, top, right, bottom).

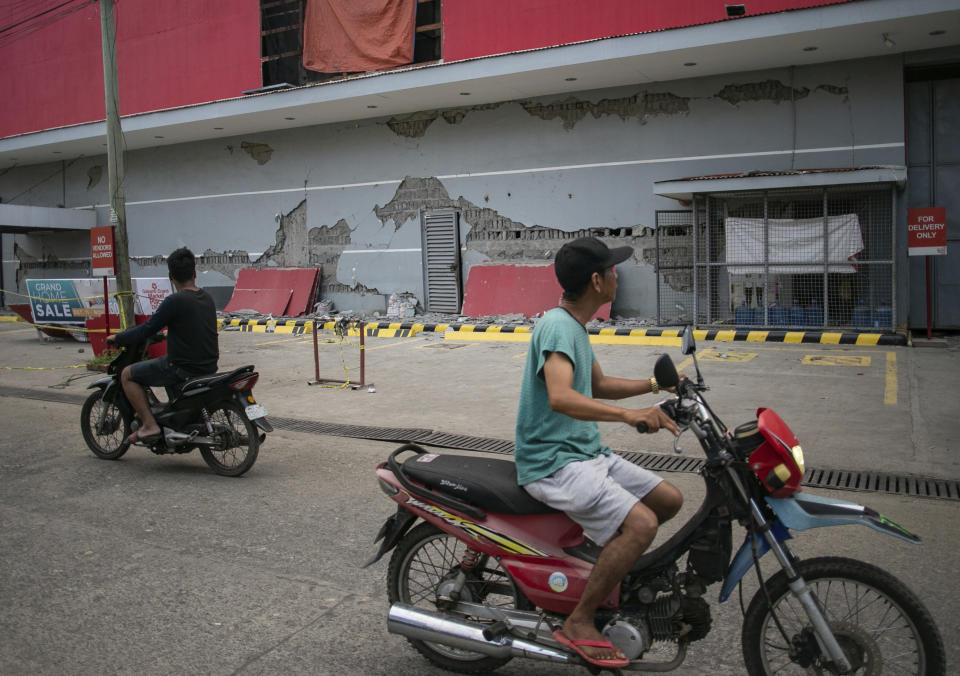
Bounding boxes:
106 247 219 444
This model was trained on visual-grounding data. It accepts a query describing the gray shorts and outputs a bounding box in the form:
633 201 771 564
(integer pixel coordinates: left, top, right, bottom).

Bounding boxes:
523 454 662 546
128 355 193 387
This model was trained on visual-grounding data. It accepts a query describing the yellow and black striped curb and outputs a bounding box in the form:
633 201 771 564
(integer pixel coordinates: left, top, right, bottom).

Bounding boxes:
216 318 906 346
217 318 417 338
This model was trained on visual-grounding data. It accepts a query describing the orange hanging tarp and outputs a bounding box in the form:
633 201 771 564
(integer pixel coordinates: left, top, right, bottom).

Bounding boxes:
303 0 417 73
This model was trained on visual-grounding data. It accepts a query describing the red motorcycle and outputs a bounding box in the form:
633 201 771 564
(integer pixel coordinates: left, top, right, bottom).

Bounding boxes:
365 328 944 674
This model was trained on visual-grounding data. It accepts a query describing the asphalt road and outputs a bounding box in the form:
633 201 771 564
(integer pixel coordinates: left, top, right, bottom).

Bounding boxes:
1 322 958 674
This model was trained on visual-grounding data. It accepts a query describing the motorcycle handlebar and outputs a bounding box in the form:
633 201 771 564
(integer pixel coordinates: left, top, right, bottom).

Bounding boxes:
636 422 649 434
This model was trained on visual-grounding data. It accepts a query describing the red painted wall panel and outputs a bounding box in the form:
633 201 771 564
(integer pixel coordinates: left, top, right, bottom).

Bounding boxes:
0 0 261 139
462 264 611 320
442 0 855 62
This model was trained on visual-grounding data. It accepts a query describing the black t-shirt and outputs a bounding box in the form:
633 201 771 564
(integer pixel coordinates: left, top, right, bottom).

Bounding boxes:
115 288 219 375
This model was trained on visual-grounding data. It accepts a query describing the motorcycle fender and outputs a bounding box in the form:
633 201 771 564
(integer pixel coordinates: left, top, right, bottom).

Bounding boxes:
253 418 273 433
362 507 418 569
720 521 791 602
766 493 920 544
87 375 114 390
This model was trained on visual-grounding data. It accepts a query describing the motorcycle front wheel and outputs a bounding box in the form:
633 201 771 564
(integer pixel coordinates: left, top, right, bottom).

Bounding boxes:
387 521 531 674
742 556 945 675
199 401 259 477
80 389 131 460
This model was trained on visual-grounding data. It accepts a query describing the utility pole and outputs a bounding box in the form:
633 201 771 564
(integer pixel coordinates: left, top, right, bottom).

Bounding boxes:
99 0 134 329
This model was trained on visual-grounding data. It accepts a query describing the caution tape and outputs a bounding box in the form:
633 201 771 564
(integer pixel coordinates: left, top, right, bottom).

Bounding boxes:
0 363 89 371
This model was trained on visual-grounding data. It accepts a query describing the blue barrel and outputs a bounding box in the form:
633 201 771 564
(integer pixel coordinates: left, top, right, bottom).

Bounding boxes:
735 302 753 326
874 303 892 329
789 302 804 326
768 302 788 326
804 300 823 327
851 302 871 328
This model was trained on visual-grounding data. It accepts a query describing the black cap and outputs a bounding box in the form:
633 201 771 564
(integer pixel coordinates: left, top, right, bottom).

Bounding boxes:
554 237 633 292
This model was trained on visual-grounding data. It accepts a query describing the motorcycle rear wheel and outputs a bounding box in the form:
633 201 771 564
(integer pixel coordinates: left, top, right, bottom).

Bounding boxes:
742 556 945 675
80 389 131 460
199 402 259 477
387 521 531 674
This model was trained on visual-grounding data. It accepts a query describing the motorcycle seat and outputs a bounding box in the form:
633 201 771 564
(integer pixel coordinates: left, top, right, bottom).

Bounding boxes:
177 365 255 394
402 454 558 515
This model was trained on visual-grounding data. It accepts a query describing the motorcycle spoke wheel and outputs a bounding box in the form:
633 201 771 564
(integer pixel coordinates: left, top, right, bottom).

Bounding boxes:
198 402 259 477
80 390 130 460
387 521 528 674
742 556 945 675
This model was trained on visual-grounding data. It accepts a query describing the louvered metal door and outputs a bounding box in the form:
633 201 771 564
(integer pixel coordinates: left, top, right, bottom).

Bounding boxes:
421 210 462 313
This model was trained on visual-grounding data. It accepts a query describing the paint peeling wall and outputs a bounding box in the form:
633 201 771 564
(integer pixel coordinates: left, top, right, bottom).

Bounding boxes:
0 56 905 318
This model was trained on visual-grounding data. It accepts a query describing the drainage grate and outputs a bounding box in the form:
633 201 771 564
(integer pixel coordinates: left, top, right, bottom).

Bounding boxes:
4 384 957 501
268 416 434 443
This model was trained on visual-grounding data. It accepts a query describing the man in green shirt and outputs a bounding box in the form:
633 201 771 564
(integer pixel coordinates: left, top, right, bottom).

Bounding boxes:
515 237 682 668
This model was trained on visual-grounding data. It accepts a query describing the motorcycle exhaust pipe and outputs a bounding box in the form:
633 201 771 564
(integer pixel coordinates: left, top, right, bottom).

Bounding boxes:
387 603 569 663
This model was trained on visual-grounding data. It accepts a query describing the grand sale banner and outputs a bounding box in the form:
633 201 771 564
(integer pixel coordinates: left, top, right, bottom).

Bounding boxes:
26 278 174 339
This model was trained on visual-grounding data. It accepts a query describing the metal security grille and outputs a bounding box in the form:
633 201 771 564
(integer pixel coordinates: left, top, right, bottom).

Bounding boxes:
691 184 896 330
655 211 696 325
421 210 462 313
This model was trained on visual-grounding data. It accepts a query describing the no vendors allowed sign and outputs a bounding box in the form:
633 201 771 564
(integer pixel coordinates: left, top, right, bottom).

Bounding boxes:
907 207 947 256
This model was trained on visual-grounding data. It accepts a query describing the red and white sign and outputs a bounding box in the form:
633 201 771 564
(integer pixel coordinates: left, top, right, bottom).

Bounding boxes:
90 226 116 276
907 207 947 256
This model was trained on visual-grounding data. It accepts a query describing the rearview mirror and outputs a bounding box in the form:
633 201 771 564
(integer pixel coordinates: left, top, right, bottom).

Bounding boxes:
681 326 696 355
653 354 679 390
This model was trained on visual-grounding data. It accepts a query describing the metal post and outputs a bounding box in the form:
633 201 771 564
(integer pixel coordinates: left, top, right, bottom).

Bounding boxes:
358 322 366 388
926 258 932 340
692 198 699 326
313 319 320 382
103 276 110 338
763 191 769 325
822 188 829 328
705 196 712 325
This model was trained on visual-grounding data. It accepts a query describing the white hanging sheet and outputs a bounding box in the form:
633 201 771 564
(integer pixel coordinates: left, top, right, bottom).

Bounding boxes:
725 214 864 275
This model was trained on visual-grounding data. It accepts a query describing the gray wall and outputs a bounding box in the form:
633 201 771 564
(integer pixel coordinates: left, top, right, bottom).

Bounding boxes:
1 55 907 319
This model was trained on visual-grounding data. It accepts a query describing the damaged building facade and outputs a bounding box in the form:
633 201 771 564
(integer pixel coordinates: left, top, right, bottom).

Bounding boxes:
1 0 958 330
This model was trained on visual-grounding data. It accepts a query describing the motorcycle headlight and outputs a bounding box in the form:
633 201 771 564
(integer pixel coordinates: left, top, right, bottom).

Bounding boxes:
791 445 805 474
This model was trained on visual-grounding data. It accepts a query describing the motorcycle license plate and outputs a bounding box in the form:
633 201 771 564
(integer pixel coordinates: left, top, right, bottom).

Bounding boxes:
245 404 268 420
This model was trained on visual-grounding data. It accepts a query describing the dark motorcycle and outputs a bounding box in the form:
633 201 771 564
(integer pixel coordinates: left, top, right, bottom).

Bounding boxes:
80 338 271 476
366 327 945 674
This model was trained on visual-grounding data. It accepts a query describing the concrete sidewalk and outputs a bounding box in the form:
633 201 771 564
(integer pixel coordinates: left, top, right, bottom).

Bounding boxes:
2 320 958 483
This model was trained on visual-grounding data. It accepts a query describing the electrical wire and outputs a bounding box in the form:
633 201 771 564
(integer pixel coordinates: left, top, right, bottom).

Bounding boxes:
0 0 95 50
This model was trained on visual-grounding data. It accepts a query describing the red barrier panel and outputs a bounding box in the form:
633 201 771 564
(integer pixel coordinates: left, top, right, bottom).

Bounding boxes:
224 267 321 317
461 264 611 320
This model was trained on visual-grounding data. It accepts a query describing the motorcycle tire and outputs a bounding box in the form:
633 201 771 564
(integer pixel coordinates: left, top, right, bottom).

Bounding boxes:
742 556 945 675
80 389 131 460
199 401 259 477
387 521 532 674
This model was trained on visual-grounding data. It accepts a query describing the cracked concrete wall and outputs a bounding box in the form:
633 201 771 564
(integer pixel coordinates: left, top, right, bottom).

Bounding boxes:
0 56 906 317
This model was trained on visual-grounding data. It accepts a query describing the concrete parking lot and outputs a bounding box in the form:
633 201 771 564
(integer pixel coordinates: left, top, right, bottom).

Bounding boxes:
1 320 958 674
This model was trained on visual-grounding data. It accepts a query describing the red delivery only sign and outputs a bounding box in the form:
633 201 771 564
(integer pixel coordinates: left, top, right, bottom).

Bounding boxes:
90 226 116 276
907 207 947 256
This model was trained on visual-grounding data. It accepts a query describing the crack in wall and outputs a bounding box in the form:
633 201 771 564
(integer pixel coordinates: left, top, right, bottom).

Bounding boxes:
386 103 504 138
521 91 691 129
86 165 103 190
715 79 810 106
384 79 849 136
374 176 658 264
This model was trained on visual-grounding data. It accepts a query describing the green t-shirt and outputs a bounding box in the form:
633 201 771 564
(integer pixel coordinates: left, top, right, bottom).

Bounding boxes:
515 307 611 485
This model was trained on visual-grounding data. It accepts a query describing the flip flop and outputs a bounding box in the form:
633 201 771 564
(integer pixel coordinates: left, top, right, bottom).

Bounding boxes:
552 629 629 669
127 430 161 445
